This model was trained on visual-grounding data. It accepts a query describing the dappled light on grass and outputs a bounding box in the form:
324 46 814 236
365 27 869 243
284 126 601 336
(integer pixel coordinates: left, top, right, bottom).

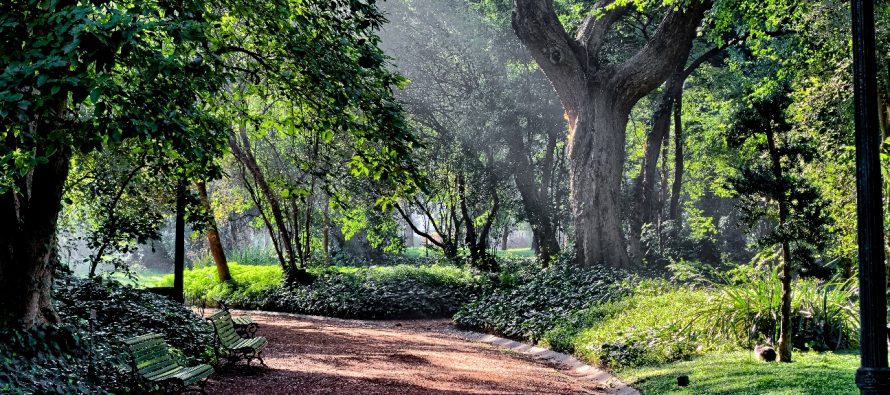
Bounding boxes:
619 350 858 395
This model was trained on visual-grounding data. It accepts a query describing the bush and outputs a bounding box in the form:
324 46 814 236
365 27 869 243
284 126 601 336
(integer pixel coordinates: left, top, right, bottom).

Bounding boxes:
542 283 718 369
262 264 486 318
167 262 487 319
453 263 631 341
694 264 859 351
154 262 283 307
1 276 214 394
0 325 105 394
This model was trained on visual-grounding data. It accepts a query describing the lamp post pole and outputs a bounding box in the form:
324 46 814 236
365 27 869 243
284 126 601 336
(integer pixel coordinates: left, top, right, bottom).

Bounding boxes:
852 0 890 393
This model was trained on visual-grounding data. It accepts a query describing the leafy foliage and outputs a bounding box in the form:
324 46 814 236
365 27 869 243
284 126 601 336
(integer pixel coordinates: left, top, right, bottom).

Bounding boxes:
156 262 283 307
453 261 631 341
693 261 859 351
160 262 486 319
263 265 487 319
542 283 716 369
0 325 104 394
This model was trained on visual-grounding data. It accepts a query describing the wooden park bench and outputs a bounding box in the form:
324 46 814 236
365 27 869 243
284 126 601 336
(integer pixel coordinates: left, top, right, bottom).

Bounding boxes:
123 333 214 394
206 310 267 367
216 300 259 337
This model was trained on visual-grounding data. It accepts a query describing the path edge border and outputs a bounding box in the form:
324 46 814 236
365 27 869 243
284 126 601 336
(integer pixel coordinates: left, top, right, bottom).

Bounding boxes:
443 328 640 395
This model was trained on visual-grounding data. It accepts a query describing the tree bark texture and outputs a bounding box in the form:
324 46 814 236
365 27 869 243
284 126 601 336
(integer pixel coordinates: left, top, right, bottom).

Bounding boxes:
669 84 685 224
506 127 561 264
196 181 232 282
512 0 709 267
173 180 186 303
0 148 70 327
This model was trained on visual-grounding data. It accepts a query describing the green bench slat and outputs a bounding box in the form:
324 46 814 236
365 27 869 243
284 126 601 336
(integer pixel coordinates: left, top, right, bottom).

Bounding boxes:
207 311 267 366
231 337 267 351
123 333 214 390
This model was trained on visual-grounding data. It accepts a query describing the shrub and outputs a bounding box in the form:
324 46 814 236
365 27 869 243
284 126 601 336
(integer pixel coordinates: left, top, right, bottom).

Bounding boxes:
167 262 486 319
694 264 859 351
453 263 631 341
56 276 215 364
542 283 718 369
0 325 106 394
262 264 486 318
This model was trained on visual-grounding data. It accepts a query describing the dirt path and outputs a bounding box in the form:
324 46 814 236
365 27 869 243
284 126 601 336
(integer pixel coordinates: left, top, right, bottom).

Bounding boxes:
204 311 623 394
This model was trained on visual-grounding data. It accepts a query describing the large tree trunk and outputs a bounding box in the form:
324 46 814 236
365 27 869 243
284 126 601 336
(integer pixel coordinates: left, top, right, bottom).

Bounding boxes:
512 0 709 267
570 95 632 267
196 181 231 282
0 147 71 327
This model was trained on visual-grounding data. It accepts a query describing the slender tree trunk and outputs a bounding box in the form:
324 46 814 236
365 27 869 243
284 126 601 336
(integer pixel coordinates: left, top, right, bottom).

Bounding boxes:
323 195 331 265
196 181 231 282
506 133 561 263
630 69 684 260
669 85 685 223
173 180 186 303
500 222 510 251
229 129 297 271
766 125 793 363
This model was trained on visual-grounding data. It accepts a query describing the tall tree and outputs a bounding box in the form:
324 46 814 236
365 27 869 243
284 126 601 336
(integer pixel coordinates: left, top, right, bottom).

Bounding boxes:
381 0 568 264
512 0 710 267
0 0 225 326
728 89 832 362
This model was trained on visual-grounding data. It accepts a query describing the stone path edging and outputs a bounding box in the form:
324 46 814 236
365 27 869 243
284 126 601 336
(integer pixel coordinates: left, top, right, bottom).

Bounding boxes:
444 328 640 395
225 309 640 395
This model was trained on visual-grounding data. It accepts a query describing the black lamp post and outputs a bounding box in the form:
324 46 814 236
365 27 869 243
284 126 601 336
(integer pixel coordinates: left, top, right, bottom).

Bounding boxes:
851 0 890 393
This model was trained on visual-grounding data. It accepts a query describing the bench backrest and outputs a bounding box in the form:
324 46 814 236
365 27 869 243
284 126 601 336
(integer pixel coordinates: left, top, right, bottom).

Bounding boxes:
207 310 241 348
122 333 179 378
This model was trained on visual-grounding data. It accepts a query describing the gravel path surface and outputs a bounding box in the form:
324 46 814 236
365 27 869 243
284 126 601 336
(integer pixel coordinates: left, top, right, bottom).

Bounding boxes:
203 311 622 394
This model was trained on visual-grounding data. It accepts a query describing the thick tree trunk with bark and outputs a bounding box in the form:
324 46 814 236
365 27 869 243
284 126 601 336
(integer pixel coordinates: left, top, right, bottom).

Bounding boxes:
569 95 633 267
512 0 709 267
0 149 70 327
196 181 231 282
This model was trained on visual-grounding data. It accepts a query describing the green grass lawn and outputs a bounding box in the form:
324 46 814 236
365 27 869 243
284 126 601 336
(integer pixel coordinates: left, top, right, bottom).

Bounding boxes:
618 350 858 395
404 246 536 258
496 248 535 258
107 269 169 287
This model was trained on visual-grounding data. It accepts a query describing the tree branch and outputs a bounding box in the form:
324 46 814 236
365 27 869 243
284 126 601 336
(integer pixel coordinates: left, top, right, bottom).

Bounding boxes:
611 1 711 106
512 0 586 116
574 0 628 69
